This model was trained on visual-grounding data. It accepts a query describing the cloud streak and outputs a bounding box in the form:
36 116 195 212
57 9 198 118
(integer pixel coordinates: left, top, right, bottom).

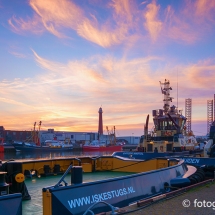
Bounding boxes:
144 1 162 42
7 0 215 47
1 48 214 134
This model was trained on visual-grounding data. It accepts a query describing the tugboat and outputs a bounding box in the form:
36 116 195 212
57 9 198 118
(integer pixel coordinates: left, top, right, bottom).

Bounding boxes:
42 157 198 215
113 80 215 178
139 79 197 153
0 155 207 214
113 79 200 159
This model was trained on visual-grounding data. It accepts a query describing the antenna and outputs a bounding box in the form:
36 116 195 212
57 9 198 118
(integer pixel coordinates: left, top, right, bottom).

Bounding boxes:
177 70 178 110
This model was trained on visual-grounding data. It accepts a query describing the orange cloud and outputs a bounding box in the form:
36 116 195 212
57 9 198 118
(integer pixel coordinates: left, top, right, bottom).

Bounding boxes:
7 0 140 47
1 50 212 135
183 59 215 87
8 0 83 37
6 0 215 47
29 0 84 38
77 18 126 47
77 0 138 47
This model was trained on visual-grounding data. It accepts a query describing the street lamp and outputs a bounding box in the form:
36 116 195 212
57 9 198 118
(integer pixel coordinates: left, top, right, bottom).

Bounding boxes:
83 133 86 144
132 133 134 144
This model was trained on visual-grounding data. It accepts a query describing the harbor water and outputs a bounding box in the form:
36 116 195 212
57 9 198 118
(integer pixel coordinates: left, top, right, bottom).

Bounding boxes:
0 150 113 161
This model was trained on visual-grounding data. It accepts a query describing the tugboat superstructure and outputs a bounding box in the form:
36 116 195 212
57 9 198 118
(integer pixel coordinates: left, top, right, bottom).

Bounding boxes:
139 79 197 152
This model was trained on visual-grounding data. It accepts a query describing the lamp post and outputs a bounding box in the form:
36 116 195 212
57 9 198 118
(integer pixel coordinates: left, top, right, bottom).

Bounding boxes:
132 133 134 144
82 133 86 144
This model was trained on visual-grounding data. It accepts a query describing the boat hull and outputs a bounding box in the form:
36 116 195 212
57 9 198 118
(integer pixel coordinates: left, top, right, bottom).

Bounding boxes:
12 144 73 152
113 151 215 175
82 145 122 151
112 151 202 160
0 193 22 215
42 159 194 215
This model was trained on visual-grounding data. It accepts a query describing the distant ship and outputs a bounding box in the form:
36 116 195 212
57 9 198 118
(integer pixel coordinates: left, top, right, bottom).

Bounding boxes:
12 139 73 152
83 126 124 151
12 121 73 152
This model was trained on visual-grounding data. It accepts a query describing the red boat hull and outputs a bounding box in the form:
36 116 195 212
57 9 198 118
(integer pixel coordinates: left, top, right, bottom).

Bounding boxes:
82 145 123 151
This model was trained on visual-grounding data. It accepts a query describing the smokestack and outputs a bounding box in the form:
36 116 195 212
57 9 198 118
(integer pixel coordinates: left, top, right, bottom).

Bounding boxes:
98 107 103 135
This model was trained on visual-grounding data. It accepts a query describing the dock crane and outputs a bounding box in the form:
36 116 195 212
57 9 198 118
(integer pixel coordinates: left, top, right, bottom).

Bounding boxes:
106 126 116 145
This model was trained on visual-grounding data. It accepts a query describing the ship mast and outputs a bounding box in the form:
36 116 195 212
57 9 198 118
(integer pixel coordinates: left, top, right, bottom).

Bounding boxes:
159 79 173 113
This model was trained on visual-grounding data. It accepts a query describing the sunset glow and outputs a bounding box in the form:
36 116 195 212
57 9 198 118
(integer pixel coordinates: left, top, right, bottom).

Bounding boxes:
1 0 215 136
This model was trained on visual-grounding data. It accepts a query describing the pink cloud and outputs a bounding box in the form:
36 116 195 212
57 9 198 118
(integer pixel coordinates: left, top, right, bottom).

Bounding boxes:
77 18 128 47
87 69 107 83
8 14 44 35
193 0 215 21
8 0 83 38
109 0 135 24
6 0 215 49
29 0 84 37
8 0 137 47
166 0 215 43
8 50 27 58
163 5 198 43
143 1 163 42
141 0 215 44
184 59 215 87
77 0 138 47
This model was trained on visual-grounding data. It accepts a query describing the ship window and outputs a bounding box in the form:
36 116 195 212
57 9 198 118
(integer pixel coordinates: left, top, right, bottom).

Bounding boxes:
157 119 161 130
154 119 158 130
158 120 163 130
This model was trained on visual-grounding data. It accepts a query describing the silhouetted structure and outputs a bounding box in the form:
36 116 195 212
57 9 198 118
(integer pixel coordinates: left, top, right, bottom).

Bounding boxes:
185 98 192 133
98 107 103 136
207 99 213 135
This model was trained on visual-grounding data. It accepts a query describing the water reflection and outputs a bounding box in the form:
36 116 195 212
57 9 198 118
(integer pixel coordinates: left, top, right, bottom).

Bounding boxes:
1 150 113 161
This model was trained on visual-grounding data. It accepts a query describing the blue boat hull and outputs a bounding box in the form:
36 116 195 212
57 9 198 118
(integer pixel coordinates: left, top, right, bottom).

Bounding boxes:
0 193 22 215
112 151 194 159
43 159 194 215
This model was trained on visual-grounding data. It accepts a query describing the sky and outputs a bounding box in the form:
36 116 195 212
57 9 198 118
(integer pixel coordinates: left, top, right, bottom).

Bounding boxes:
0 0 215 137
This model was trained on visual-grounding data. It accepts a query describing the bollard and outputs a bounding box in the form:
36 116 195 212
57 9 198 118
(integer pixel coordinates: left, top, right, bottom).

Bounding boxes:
71 166 83 184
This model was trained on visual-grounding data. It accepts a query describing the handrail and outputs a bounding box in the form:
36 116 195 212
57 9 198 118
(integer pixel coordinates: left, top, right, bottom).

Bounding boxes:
54 164 73 188
53 157 82 187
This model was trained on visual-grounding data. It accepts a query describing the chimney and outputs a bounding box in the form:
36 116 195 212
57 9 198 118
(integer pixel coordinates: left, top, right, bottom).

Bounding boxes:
98 107 103 135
